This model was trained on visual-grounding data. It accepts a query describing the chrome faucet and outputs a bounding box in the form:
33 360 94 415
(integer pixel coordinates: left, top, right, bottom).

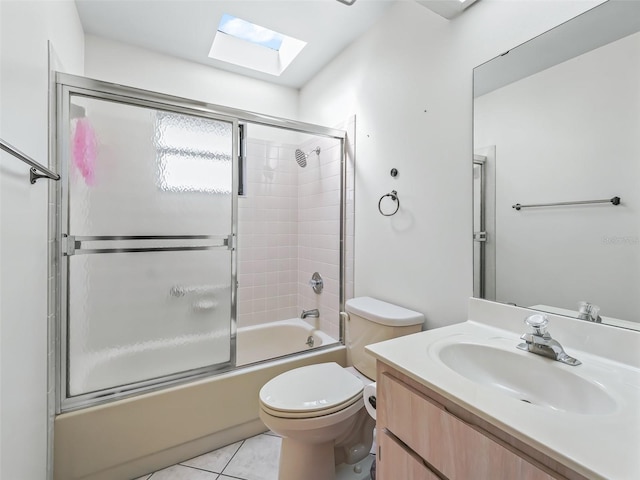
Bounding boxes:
517 314 581 366
300 308 319 319
577 301 602 323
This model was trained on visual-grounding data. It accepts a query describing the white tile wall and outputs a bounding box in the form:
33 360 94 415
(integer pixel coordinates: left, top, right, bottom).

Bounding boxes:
237 139 299 327
236 117 355 341
297 117 356 340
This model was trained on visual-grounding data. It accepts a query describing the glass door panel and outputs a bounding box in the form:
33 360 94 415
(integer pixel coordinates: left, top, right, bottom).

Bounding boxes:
68 249 231 396
63 91 236 402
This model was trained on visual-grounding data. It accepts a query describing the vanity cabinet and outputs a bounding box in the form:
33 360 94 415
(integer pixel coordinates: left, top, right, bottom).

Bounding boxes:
376 362 578 480
378 430 440 480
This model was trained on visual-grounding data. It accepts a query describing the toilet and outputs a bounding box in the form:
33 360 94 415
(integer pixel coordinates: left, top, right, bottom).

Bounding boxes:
259 297 424 480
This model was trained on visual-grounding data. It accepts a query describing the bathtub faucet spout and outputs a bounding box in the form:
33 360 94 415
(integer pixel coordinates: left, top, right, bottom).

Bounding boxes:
300 309 319 319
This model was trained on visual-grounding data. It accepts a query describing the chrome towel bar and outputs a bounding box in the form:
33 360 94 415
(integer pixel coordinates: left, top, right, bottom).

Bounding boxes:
512 196 621 211
0 137 60 184
62 234 233 256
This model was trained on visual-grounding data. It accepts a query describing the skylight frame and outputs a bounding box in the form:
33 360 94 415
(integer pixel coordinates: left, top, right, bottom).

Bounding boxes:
208 14 307 77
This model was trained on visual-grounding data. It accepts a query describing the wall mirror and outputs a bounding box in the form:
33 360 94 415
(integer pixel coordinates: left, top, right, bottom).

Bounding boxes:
473 0 640 330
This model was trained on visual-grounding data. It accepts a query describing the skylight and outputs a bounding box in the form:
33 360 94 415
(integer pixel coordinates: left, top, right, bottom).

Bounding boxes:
218 14 284 51
209 14 307 77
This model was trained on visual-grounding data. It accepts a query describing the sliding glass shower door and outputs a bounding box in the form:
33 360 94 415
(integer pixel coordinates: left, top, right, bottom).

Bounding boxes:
58 83 237 410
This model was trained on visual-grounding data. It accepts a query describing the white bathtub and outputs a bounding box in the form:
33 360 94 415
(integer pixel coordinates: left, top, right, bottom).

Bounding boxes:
237 318 337 366
55 319 344 480
72 318 337 395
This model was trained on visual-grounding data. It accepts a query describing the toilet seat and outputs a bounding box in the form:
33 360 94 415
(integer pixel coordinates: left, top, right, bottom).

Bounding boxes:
261 393 362 419
259 362 364 419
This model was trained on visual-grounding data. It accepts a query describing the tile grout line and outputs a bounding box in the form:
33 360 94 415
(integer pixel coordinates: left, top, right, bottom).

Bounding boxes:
217 474 251 480
178 463 231 477
175 439 247 477
219 439 247 478
143 434 279 480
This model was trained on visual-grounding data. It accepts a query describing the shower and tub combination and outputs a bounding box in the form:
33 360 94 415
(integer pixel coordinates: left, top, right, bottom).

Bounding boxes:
51 74 354 480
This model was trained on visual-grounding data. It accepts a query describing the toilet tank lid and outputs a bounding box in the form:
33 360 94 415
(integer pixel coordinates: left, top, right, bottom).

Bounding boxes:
345 297 424 327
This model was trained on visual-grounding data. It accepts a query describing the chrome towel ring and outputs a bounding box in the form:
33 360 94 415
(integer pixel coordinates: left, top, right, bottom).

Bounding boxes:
378 190 400 216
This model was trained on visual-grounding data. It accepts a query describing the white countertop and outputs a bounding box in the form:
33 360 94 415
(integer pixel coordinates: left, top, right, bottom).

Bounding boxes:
366 299 640 480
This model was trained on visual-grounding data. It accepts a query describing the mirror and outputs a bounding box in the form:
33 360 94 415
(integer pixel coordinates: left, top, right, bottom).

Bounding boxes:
473 0 640 330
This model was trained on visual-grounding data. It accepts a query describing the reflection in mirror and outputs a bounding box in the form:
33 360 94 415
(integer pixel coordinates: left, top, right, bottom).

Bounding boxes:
473 0 640 330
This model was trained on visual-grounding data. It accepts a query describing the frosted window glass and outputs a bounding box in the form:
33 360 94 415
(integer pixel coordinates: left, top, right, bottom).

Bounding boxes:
68 96 233 236
154 111 232 194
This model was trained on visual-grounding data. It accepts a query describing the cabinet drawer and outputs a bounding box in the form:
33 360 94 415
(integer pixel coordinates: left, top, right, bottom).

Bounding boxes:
379 372 556 480
378 430 440 480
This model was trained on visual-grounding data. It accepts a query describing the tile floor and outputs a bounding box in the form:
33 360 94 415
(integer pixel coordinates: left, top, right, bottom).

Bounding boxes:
133 432 281 480
134 431 374 480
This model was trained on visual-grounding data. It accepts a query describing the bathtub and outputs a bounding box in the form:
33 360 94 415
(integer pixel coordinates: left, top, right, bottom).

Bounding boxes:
237 318 336 366
71 318 337 395
54 319 345 480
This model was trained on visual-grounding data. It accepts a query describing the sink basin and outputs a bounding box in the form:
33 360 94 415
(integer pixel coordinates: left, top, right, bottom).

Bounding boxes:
437 342 617 415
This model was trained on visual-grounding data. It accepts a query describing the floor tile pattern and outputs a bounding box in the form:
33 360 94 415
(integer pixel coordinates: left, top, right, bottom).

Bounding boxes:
134 433 280 480
134 431 373 480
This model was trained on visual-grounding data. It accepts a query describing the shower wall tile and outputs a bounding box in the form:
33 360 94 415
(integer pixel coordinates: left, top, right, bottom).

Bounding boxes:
297 133 344 341
236 138 298 328
237 117 354 343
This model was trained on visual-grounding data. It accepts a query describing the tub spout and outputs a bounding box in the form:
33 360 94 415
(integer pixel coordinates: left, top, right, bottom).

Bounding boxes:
301 309 319 319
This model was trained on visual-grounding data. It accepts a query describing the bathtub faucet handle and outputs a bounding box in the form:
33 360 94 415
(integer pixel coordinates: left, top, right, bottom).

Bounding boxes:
309 272 323 294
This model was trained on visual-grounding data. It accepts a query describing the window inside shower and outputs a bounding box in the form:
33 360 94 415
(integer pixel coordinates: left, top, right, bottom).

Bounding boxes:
55 76 353 411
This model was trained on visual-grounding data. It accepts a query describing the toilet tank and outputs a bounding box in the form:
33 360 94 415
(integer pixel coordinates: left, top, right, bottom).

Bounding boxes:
345 297 424 379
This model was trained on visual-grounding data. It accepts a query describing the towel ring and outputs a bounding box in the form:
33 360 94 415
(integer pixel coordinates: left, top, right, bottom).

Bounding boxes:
378 190 400 216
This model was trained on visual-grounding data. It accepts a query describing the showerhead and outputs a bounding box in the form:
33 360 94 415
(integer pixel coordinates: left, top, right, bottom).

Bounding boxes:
294 146 320 168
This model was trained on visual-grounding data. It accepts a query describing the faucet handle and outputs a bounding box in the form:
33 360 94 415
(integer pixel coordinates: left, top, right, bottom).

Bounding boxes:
578 301 601 323
524 313 549 336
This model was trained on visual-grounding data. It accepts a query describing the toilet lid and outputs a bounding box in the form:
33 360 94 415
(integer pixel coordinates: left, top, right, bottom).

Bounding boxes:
259 362 364 414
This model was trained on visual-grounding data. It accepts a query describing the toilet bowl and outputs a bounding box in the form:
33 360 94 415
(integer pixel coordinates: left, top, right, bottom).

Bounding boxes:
260 362 373 480
259 297 424 480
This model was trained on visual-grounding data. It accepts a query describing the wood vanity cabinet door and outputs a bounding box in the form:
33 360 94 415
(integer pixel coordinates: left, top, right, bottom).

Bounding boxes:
378 372 557 480
378 430 440 480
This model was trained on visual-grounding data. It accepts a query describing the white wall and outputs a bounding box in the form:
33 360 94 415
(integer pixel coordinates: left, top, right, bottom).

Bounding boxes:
84 35 299 122
298 0 603 329
475 31 640 320
0 1 84 479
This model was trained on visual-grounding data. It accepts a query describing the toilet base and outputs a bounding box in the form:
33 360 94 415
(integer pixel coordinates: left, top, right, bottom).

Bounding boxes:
278 437 335 480
278 438 374 480
336 455 375 480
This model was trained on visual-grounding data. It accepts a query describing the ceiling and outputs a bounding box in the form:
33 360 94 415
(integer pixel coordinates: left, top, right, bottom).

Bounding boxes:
75 0 397 89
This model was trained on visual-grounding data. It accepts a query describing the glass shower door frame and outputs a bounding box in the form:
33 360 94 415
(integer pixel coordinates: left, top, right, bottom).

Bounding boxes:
473 155 487 299
55 78 239 413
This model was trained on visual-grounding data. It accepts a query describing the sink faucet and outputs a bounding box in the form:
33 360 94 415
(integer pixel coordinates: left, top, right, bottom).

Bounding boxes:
300 308 319 319
517 314 581 366
577 301 602 323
